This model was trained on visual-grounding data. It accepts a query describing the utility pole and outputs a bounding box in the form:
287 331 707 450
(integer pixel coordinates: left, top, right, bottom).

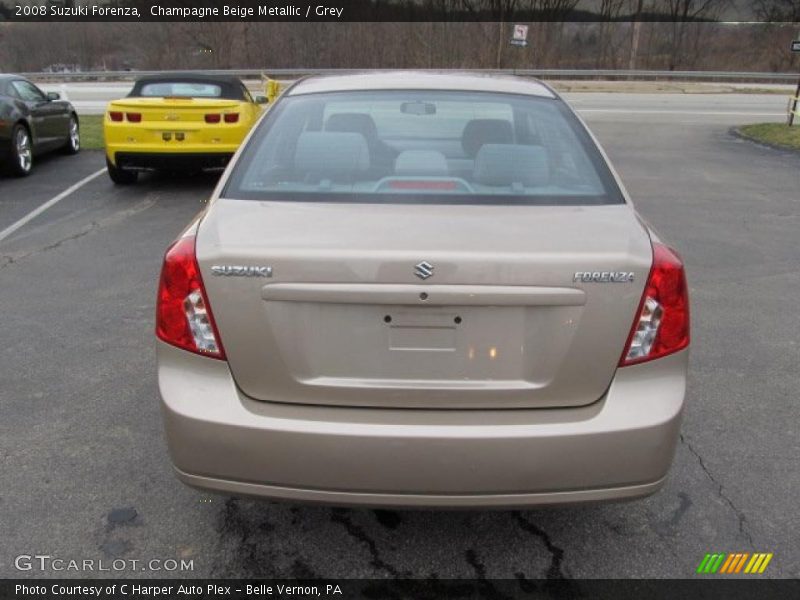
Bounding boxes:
790 34 800 126
629 0 644 71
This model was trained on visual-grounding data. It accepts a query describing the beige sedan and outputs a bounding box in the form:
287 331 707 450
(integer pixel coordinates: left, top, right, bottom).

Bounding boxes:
155 71 689 507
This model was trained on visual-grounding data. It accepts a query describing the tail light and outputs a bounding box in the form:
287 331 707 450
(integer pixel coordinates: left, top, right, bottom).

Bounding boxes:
156 235 225 360
108 111 123 122
205 113 221 123
619 243 689 366
126 112 142 123
223 113 240 123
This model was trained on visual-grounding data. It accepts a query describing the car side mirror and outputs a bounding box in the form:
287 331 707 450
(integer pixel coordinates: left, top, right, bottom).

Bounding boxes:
255 95 268 104
46 91 61 101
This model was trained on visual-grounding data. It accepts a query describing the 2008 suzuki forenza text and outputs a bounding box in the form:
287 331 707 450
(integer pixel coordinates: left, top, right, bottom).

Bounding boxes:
156 71 689 508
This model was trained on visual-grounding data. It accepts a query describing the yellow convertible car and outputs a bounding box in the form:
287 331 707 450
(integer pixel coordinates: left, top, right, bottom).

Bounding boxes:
104 73 266 184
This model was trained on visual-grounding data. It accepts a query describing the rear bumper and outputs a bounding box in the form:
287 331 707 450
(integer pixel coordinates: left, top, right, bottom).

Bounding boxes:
175 469 667 507
110 151 233 171
158 342 686 508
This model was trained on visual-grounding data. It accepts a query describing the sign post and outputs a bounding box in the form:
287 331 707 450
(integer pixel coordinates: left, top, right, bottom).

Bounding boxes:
510 24 529 48
790 39 800 126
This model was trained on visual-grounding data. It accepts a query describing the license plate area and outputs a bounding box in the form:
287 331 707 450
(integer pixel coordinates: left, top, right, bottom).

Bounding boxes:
387 310 458 352
160 131 188 142
266 301 530 383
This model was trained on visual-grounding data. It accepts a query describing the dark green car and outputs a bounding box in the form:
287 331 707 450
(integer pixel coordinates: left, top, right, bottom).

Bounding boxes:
0 74 80 176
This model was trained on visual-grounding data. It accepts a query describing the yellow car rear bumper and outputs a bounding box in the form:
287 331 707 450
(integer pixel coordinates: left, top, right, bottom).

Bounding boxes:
108 149 236 171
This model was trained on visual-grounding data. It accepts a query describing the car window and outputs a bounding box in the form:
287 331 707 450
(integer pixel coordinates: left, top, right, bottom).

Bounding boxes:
4 83 21 99
12 80 47 103
223 90 624 206
139 82 223 97
322 99 513 140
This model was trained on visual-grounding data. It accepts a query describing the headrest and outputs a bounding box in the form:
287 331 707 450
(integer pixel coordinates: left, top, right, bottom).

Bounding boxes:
461 119 513 158
325 113 379 142
294 132 370 179
473 144 549 187
394 150 449 177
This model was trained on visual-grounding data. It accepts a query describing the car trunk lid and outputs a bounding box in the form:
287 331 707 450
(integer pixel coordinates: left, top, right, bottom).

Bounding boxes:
197 200 652 409
107 97 245 149
108 97 242 123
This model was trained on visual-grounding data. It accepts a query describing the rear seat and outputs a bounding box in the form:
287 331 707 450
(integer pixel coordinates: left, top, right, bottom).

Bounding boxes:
325 113 397 178
394 150 449 177
472 144 550 189
451 118 514 180
293 131 370 183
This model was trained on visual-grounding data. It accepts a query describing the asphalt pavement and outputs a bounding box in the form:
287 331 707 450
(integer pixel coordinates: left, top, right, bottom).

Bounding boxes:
0 93 798 580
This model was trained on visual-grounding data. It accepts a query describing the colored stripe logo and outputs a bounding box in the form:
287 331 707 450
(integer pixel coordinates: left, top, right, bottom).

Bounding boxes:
696 552 773 574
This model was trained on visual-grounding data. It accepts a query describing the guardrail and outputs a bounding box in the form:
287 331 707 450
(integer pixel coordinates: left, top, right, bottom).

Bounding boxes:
21 68 799 84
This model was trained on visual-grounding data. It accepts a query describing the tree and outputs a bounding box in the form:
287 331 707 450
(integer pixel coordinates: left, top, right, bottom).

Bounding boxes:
752 0 800 21
751 1 800 71
596 0 628 67
661 0 731 70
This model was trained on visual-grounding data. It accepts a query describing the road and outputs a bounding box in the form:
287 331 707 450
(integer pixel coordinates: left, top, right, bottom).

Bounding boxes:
566 92 788 123
38 80 792 122
1 93 798 580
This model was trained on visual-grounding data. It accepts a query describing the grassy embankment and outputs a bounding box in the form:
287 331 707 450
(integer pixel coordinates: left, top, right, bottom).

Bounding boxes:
736 123 800 152
78 115 104 150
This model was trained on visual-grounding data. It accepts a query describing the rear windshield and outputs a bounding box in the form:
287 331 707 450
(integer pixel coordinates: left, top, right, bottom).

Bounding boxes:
223 90 624 205
139 82 223 98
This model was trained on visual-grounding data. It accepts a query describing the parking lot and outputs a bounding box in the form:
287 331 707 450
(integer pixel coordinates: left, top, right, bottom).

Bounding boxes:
1 92 798 579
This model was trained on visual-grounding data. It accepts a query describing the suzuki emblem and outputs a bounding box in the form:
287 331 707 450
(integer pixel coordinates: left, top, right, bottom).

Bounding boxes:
414 261 434 280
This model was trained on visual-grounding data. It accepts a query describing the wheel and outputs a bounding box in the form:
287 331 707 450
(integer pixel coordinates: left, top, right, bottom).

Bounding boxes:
106 157 138 185
62 115 80 155
7 124 33 177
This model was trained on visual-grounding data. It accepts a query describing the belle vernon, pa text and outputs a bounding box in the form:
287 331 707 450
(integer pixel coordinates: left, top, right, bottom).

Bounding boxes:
16 584 344 597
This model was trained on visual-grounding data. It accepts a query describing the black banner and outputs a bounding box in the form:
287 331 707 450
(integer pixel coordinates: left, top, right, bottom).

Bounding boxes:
0 0 797 23
4 579 800 600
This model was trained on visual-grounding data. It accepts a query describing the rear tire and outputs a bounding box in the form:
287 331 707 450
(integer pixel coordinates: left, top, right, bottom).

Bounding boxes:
6 124 33 177
106 157 138 185
62 115 80 155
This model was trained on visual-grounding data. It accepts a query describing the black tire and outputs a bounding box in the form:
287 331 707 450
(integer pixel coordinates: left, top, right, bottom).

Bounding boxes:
61 114 80 155
106 157 138 185
6 123 33 177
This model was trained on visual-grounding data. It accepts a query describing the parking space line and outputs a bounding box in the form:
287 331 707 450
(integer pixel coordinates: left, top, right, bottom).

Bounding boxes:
0 168 106 244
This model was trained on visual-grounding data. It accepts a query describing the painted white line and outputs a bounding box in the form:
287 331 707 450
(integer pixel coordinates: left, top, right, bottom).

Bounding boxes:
0 168 106 244
577 109 784 116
